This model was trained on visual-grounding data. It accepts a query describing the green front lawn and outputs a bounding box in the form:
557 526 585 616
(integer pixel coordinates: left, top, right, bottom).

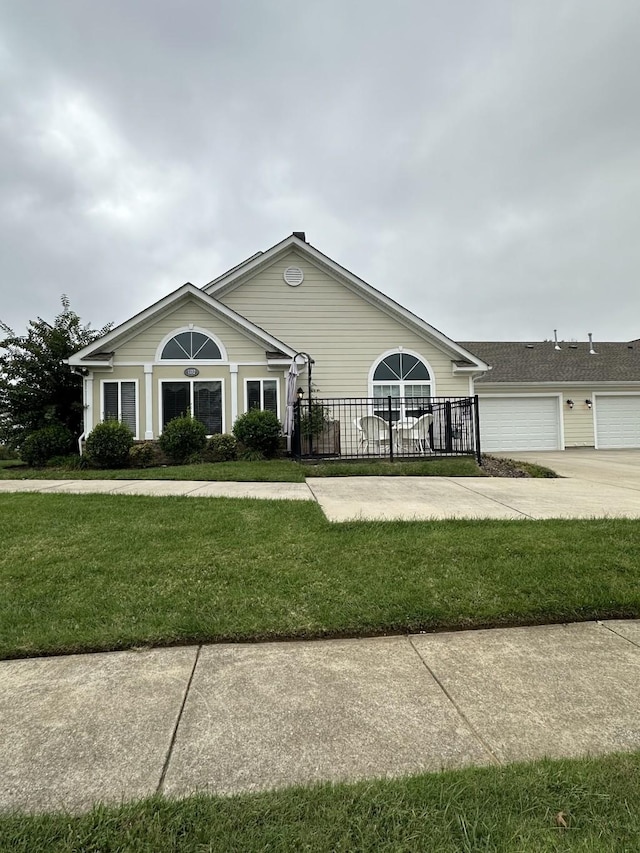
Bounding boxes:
0 456 484 480
0 455 557 480
2 752 639 851
1 494 638 659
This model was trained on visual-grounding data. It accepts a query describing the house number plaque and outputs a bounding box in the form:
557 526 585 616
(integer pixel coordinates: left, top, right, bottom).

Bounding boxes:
184 367 200 377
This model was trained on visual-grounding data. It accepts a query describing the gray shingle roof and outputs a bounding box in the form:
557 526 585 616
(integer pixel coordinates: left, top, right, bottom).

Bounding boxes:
458 341 640 383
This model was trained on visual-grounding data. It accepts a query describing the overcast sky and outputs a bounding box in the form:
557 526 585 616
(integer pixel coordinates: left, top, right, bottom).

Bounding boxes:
1 0 639 345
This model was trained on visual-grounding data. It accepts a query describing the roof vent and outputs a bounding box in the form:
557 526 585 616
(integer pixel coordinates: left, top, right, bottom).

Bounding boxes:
569 344 578 349
588 332 597 355
283 266 304 287
525 344 534 349
292 231 306 242
553 329 561 350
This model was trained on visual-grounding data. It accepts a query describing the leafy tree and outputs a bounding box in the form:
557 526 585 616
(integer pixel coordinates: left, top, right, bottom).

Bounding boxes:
0 296 112 449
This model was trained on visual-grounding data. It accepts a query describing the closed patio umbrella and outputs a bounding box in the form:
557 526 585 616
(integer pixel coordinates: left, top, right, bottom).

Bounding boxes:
283 357 299 437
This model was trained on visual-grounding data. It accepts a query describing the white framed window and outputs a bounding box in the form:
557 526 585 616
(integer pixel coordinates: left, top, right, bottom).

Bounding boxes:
160 379 224 435
101 380 138 438
245 378 279 416
371 351 432 421
156 327 227 363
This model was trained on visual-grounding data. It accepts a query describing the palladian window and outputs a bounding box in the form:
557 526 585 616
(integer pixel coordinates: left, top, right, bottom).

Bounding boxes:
372 352 431 420
161 331 221 360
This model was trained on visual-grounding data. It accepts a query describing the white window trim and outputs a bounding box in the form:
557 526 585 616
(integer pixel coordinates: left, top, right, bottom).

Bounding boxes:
158 378 226 437
155 326 228 363
368 348 436 396
244 377 280 418
100 379 139 440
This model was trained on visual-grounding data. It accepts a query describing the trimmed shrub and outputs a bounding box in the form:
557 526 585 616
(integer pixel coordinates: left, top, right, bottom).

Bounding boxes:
232 409 282 459
203 433 238 463
20 425 74 467
159 415 207 464
86 420 134 468
0 444 18 460
129 442 157 469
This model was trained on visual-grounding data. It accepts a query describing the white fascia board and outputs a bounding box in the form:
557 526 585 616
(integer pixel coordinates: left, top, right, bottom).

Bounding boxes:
204 235 489 372
67 360 114 369
68 283 298 364
452 364 485 374
476 380 640 389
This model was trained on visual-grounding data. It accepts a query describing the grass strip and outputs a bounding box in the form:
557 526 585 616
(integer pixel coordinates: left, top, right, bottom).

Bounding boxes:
1 494 639 658
1 752 639 851
0 456 485 480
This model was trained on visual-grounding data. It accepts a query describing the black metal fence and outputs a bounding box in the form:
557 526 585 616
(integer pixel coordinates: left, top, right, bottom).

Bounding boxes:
292 396 481 464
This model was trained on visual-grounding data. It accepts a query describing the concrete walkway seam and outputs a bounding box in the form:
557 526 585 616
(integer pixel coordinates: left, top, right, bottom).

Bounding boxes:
600 620 640 650
444 477 535 520
407 636 502 767
157 645 202 795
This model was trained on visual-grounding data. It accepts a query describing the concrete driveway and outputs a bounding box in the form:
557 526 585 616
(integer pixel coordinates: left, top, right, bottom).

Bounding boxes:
308 449 640 521
493 448 640 491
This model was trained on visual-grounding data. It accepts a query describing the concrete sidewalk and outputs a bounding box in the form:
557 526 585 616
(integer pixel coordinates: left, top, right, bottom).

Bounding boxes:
5 470 640 520
1 620 639 814
0 478 314 500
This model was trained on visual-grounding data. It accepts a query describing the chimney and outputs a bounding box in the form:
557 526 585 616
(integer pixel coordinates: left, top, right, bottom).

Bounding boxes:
292 231 306 242
588 332 597 355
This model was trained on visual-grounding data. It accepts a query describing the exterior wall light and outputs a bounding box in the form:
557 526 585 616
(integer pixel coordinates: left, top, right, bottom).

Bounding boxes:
297 387 304 400
585 399 592 409
566 399 574 408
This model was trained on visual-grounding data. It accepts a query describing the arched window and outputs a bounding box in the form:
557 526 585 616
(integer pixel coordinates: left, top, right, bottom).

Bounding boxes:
161 331 221 360
372 352 432 420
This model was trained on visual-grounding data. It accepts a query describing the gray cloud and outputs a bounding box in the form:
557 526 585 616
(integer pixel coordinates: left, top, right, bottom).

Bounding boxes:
1 0 639 345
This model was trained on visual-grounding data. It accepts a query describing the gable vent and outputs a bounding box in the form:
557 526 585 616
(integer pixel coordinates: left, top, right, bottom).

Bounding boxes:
283 266 304 287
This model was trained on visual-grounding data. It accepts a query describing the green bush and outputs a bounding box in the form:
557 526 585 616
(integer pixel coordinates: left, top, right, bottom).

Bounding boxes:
159 415 207 464
86 421 134 468
128 442 157 468
203 433 238 463
0 444 18 460
232 409 282 459
20 425 75 467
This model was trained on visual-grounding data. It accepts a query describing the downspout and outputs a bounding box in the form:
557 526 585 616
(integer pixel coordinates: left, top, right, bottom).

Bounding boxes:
69 365 89 455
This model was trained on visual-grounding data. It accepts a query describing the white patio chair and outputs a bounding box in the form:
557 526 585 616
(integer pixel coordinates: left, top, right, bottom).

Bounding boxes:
396 413 433 454
354 417 366 452
360 414 392 455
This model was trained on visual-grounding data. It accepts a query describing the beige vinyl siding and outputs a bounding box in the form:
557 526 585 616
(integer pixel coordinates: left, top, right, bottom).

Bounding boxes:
218 251 469 398
111 300 267 363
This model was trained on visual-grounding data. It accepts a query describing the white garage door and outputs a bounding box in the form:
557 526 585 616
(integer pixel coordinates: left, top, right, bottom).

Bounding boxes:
478 397 561 452
595 396 640 448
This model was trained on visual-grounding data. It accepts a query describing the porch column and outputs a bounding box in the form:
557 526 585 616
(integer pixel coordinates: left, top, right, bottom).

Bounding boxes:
229 363 239 430
144 364 154 439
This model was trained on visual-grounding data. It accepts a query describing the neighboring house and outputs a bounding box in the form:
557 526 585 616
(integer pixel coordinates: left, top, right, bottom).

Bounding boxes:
68 232 640 452
68 233 487 445
460 341 640 451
